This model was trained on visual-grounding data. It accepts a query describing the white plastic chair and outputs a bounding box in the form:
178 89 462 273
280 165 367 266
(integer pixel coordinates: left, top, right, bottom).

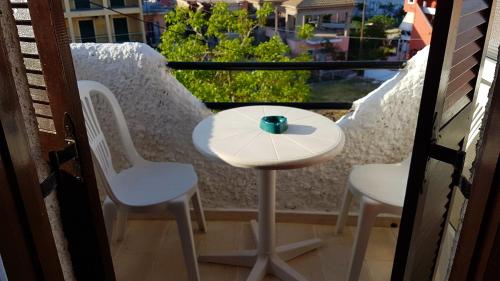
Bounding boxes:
77 80 206 281
335 156 411 281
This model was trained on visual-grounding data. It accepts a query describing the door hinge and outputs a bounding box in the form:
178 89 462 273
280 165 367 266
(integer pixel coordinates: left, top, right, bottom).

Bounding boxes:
40 113 80 198
429 142 471 198
40 142 78 197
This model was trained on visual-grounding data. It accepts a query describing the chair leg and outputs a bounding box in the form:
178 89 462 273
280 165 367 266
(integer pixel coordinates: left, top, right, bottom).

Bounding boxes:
114 207 129 243
169 198 201 281
335 187 353 235
102 197 117 243
191 189 207 233
347 196 381 281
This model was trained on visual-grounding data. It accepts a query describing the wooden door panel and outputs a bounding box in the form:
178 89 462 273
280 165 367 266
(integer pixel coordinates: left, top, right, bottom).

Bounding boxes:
392 0 496 280
23 0 116 279
408 103 471 280
3 0 116 280
450 48 500 281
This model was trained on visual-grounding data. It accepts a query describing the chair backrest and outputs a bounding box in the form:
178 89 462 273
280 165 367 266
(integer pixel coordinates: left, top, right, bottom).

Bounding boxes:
77 80 145 203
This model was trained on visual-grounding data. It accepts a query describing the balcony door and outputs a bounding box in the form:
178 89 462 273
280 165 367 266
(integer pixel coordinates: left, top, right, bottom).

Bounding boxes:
79 20 96 43
1 0 115 280
113 18 130 43
392 0 497 280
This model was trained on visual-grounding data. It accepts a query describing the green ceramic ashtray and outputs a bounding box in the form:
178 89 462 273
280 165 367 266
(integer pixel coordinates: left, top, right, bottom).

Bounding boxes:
260 116 288 134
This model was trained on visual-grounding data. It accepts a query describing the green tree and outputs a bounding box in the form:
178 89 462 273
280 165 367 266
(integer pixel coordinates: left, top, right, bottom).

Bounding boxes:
297 23 315 40
365 15 396 39
159 2 312 102
349 15 396 60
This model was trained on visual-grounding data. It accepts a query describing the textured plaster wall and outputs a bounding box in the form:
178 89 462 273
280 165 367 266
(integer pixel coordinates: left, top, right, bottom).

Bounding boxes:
1 2 76 280
71 43 428 212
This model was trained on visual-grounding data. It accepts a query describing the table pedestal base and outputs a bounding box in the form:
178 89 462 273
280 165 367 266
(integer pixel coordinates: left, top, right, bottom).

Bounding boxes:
198 170 323 281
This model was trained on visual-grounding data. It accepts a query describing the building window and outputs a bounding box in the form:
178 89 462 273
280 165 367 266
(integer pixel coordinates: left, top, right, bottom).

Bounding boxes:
78 20 96 43
113 18 130 43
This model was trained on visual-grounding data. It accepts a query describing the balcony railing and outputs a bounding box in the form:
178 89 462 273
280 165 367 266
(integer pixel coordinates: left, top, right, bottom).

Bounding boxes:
74 34 110 43
166 61 406 110
73 33 143 43
113 32 144 43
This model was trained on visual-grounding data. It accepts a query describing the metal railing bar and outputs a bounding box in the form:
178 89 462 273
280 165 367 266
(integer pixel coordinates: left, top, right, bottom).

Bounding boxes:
203 102 353 110
166 61 406 71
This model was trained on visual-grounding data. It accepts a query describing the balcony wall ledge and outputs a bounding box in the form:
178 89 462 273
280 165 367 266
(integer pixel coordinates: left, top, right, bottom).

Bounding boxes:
70 42 429 213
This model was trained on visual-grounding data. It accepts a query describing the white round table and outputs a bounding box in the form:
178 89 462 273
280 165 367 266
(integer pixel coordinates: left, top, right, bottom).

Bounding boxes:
192 106 345 281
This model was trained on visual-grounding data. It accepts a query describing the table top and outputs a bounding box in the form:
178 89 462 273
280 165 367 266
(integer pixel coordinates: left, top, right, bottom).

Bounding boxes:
192 106 345 170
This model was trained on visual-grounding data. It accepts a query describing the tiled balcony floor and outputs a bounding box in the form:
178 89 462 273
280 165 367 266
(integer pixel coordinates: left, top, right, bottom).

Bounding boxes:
112 220 398 281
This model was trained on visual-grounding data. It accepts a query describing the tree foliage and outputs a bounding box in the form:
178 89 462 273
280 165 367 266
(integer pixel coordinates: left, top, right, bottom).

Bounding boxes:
365 15 397 38
348 15 397 60
159 2 312 102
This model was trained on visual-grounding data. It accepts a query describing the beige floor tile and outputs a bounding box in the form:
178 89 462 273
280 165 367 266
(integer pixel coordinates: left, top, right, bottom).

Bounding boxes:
364 227 396 261
236 223 256 281
118 220 169 254
114 250 155 281
390 228 399 242
366 261 393 281
275 223 324 281
113 220 397 281
148 221 189 281
236 223 324 281
197 221 242 281
315 225 372 281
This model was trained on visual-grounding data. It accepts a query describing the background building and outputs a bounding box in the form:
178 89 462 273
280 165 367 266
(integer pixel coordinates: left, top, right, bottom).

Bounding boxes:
62 0 147 43
143 0 171 47
400 0 436 58
354 0 403 18
281 0 355 58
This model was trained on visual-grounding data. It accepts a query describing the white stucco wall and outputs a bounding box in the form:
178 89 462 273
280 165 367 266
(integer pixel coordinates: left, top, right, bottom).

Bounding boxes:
70 42 428 212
